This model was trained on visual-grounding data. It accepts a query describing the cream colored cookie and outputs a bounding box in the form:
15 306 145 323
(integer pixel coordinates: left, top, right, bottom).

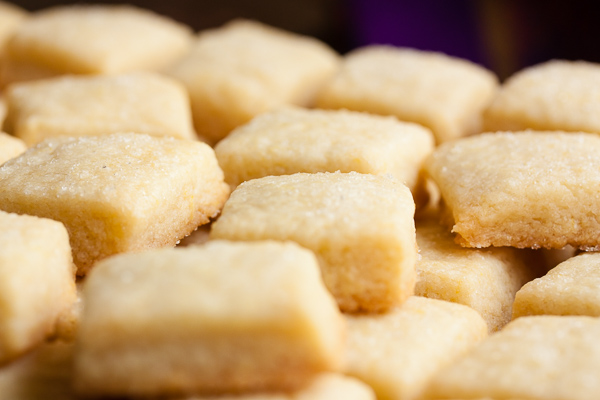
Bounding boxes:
423 316 600 400
73 241 344 398
513 252 600 319
214 107 434 203
484 60 600 133
5 72 196 145
0 210 76 364
425 131 600 249
0 133 229 275
1 4 192 85
211 172 417 313
0 2 26 49
183 374 375 400
344 296 486 400
168 19 339 143
0 131 26 164
316 46 498 144
416 218 537 332
0 341 74 399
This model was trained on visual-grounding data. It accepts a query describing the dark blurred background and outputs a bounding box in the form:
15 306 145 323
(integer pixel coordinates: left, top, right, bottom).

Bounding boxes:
9 0 600 80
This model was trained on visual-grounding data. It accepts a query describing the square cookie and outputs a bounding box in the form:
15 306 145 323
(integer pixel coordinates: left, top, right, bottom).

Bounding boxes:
0 133 229 275
73 241 345 397
167 19 340 143
425 131 600 249
185 374 375 400
210 172 417 312
423 316 600 400
315 46 498 143
344 296 487 400
513 252 600 318
0 1 26 49
0 131 25 165
0 210 76 363
214 107 434 204
416 218 538 332
1 4 192 84
484 60 600 133
4 72 197 145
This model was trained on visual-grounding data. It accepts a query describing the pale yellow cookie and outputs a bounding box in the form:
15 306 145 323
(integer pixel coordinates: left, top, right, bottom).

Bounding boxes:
513 252 600 318
0 95 6 126
214 107 434 203
423 316 600 400
73 241 344 398
484 60 600 133
168 19 340 143
5 72 196 145
0 2 26 49
0 131 25 165
2 4 192 85
211 172 417 313
0 341 74 399
416 218 537 332
0 210 76 364
316 46 498 143
0 133 229 275
183 373 375 400
344 296 487 400
425 131 600 250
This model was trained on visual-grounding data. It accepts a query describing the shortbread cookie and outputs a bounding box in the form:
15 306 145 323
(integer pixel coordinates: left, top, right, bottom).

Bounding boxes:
513 252 600 318
186 374 375 400
0 2 26 49
214 107 434 200
73 241 344 397
168 19 339 143
0 210 76 364
0 131 26 164
425 131 600 249
484 60 600 133
5 72 196 145
316 46 498 143
211 172 417 312
0 96 6 126
344 297 486 400
423 316 600 400
2 4 192 84
416 218 537 332
0 133 229 275
0 341 74 399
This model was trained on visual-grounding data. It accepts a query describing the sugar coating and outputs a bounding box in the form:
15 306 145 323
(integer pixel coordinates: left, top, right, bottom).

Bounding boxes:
0 1 26 49
0 210 76 363
0 133 229 275
3 4 192 81
484 60 600 133
316 46 498 144
0 132 26 165
513 252 600 319
425 131 600 250
5 72 197 145
167 19 340 143
211 172 417 313
423 316 600 400
186 374 375 400
0 341 74 399
416 218 537 332
214 106 434 200
344 296 486 400
73 241 345 397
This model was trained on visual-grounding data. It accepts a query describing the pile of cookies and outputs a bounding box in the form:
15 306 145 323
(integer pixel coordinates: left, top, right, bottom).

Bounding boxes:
1 1 599 399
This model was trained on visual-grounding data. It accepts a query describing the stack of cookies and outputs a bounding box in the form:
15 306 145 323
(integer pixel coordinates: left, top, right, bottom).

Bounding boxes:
0 2 599 400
